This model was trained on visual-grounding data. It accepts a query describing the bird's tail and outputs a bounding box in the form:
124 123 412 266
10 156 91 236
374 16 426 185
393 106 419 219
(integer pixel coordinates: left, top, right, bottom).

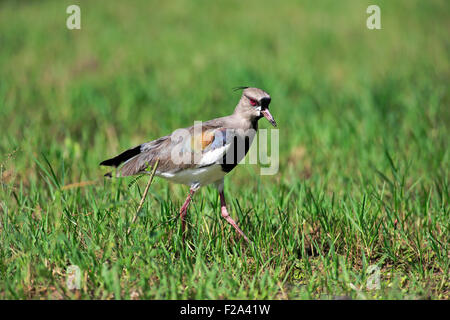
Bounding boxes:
99 145 142 177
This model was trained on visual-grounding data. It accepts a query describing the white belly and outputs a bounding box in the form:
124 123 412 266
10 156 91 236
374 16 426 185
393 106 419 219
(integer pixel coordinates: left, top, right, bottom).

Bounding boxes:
156 164 226 187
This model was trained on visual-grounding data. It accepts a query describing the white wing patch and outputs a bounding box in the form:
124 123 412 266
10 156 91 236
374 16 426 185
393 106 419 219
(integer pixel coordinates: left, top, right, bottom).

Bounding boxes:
198 144 231 166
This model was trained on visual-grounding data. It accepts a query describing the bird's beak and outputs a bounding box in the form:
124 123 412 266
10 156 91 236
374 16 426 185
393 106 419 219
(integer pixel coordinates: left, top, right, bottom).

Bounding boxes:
261 109 277 127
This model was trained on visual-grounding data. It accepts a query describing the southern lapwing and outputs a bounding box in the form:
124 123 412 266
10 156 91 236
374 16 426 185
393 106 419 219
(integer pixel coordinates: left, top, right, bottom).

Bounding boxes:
100 87 276 242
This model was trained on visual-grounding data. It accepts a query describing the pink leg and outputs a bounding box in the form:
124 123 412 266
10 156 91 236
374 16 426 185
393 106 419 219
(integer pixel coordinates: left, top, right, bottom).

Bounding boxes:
219 191 250 243
179 188 196 239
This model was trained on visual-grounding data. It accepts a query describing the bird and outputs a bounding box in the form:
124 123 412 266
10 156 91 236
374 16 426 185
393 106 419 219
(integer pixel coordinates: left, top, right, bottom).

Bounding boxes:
100 87 277 242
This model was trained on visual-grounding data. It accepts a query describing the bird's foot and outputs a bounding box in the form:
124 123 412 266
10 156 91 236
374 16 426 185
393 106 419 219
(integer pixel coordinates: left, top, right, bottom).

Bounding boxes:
221 206 250 243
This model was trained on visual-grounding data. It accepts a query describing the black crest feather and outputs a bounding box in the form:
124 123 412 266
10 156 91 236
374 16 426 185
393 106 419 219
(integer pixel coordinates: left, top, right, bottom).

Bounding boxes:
233 86 249 92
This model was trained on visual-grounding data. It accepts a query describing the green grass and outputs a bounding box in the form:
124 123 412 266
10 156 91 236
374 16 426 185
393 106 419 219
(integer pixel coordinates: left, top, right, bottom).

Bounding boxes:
0 0 448 299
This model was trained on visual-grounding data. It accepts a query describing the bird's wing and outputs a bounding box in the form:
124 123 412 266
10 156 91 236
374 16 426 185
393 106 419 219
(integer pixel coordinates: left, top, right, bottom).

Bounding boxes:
191 127 234 167
102 124 236 177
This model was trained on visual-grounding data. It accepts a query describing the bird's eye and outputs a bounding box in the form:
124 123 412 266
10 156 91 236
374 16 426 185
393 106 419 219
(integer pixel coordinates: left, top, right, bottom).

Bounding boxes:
248 98 257 106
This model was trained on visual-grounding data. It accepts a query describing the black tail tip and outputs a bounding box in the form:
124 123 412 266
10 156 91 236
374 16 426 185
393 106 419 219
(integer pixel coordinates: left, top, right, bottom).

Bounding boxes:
99 145 142 168
100 159 116 167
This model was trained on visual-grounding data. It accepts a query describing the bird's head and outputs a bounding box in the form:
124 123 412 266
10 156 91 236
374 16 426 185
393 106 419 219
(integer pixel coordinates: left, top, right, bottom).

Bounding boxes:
234 87 277 127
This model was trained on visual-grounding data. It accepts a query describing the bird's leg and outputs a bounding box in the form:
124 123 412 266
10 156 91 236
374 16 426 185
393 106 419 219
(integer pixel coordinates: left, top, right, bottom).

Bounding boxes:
179 187 196 239
219 191 250 243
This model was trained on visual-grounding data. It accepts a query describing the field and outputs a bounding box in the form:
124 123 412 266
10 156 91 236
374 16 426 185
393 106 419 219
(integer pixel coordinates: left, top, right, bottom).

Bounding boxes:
0 0 448 299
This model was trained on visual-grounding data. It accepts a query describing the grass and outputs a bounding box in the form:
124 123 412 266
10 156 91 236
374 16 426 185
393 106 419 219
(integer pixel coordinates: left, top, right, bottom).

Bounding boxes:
0 0 448 299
